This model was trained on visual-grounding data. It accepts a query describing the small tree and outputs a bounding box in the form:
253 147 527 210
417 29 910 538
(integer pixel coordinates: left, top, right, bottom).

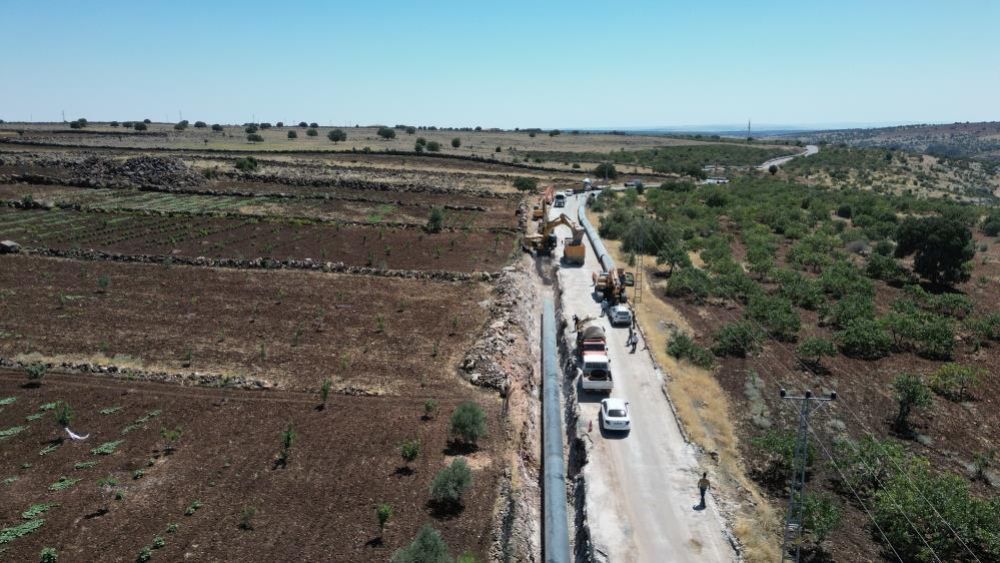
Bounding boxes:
25 362 48 386
399 439 420 469
234 156 258 172
306 128 318 137
143 118 151 124
796 337 837 372
239 506 256 531
593 162 618 180
426 208 444 233
802 493 841 547
376 503 393 537
319 379 332 409
512 177 538 192
194 121 207 128
405 126 416 134
245 124 258 134
39 547 59 563
711 321 762 358
430 458 473 508
892 373 932 433
277 423 297 467
309 122 318 128
211 123 223 132
425 141 441 152
327 129 347 143
391 525 451 563
927 363 981 401
287 130 297 139
160 426 182 453
54 401 74 428
768 164 778 175
450 401 487 447
134 122 148 132
895 216 975 286
377 127 396 140
451 137 461 148
423 399 438 420
298 121 308 128
247 133 264 143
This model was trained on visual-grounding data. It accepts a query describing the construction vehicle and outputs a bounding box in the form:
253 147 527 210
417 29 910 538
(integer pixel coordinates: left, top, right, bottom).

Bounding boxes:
562 235 586 265
574 318 613 393
593 267 632 303
531 186 555 220
525 213 585 256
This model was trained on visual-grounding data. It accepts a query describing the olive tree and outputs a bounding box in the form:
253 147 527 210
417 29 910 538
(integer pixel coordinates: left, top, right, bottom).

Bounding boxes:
450 401 486 447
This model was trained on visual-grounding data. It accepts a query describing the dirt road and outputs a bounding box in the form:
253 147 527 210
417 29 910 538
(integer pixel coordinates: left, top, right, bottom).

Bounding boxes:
548 197 735 562
757 144 818 170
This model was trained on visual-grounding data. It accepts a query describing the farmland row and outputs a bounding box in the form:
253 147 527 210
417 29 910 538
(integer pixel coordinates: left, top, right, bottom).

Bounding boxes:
0 208 519 273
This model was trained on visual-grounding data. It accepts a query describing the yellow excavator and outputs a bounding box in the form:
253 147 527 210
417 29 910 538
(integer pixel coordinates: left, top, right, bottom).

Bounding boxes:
524 213 585 258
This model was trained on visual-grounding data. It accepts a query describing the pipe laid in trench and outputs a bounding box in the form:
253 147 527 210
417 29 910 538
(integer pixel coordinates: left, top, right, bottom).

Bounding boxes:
542 298 570 563
577 197 615 274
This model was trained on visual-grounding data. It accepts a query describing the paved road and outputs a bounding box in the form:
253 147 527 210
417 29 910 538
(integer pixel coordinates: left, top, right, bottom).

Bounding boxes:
548 197 734 562
757 144 819 170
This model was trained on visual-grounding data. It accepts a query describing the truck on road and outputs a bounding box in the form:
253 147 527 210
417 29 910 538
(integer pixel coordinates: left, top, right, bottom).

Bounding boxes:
576 319 613 392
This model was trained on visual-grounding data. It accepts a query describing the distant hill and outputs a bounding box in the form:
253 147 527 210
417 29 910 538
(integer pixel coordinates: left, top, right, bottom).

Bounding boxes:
790 121 1000 161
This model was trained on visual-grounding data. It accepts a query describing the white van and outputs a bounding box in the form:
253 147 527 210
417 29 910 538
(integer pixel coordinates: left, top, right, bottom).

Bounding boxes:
553 193 566 207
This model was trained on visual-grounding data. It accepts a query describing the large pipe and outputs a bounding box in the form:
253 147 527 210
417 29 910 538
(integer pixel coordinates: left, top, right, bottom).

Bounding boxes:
578 198 615 274
542 298 570 563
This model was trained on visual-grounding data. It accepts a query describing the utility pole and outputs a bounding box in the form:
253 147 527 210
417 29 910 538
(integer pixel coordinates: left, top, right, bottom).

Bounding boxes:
780 388 836 563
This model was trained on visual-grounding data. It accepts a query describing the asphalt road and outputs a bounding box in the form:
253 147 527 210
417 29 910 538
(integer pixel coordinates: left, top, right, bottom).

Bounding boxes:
757 144 819 170
548 197 735 562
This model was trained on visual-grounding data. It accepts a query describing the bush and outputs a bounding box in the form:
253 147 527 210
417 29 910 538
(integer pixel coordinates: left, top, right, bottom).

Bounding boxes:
245 124 258 134
193 121 206 128
796 337 837 370
399 439 420 466
826 293 875 329
234 156 258 172
865 254 914 286
327 128 346 142
892 373 931 432
450 401 486 446
309 122 318 128
712 321 762 358
377 127 396 139
54 401 74 428
772 269 825 310
665 268 712 302
745 294 800 342
430 458 473 506
133 122 147 131
802 493 841 545
376 503 393 534
927 363 980 401
211 123 223 132
24 362 48 385
40 547 58 563
750 430 814 486
287 130 297 139
836 203 852 218
426 208 444 233
451 137 461 148
406 126 416 134
895 216 974 286
666 333 714 369
836 318 891 359
426 141 441 152
246 133 264 143
512 177 537 192
306 128 318 137
391 525 452 563
593 162 618 179
174 121 188 131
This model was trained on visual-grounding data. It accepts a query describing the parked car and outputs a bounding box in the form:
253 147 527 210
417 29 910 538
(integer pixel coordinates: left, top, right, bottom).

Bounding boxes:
600 397 631 432
608 304 632 327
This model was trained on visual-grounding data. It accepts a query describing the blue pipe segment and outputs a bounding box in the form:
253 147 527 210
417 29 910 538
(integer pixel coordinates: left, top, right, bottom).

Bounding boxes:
542 298 570 563
578 199 615 274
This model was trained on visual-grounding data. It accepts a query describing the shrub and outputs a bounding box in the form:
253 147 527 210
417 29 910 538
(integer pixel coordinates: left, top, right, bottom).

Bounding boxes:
750 430 814 486
174 122 187 131
836 318 892 359
666 333 714 369
772 269 825 310
211 123 223 132
391 525 452 563
820 260 874 298
802 493 841 545
287 130 297 139
309 122 318 128
665 268 712 302
712 321 762 358
376 503 393 535
54 401 74 428
424 399 438 419
319 379 331 407
377 127 396 139
327 129 346 142
895 216 974 286
40 547 58 562
24 362 48 385
593 162 618 179
865 254 914 286
426 208 444 233
430 458 473 506
826 293 875 329
415 137 426 147
246 133 264 143
277 423 296 466
927 363 980 401
306 128 318 137
133 122 148 131
512 177 537 192
450 401 486 446
796 337 837 371
238 506 255 530
892 373 931 432
194 121 206 128
426 140 441 152
143 119 151 123
136 546 151 562
451 137 461 148
745 294 800 342
245 124 258 134
399 439 420 466
836 203 852 219
234 156 259 172
406 126 416 134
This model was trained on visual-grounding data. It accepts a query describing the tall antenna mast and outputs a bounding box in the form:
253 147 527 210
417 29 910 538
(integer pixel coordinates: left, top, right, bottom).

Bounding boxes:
747 118 751 142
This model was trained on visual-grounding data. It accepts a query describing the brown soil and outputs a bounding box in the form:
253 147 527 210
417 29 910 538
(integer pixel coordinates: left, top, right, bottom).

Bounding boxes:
0 208 518 273
0 371 501 562
0 255 490 394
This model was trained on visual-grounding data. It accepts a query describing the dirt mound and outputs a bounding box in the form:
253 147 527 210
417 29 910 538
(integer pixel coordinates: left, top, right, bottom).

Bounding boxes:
70 155 203 187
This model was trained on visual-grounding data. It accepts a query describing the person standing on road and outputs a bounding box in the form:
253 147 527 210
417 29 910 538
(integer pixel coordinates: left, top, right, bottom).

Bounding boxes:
697 472 710 508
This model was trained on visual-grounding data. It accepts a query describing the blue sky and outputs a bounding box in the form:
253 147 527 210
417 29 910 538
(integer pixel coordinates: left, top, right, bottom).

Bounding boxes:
1 0 997 129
